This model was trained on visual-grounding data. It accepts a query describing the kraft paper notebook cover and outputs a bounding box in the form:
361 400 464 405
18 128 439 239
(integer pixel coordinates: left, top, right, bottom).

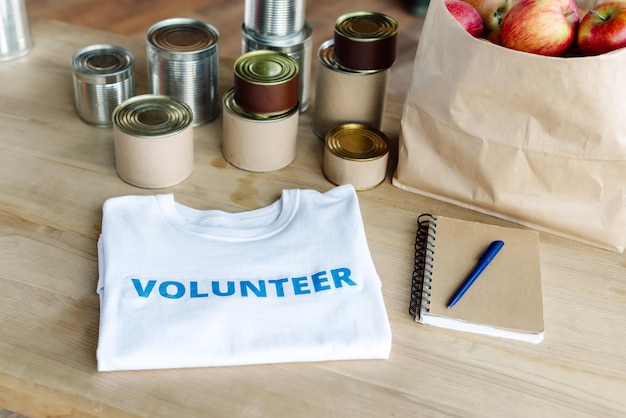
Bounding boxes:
409 214 545 343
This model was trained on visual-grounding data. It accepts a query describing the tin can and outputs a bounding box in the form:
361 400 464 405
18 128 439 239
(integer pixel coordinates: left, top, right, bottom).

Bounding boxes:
333 11 398 72
112 95 194 188
312 40 389 139
234 50 299 115
71 44 135 127
0 0 32 61
323 123 389 190
146 18 219 126
244 0 306 37
222 88 299 172
242 22 312 112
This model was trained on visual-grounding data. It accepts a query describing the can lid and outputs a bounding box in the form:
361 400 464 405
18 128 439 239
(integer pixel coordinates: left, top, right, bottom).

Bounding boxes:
71 44 134 84
235 50 298 86
333 11 398 71
147 18 219 56
317 39 382 74
325 123 389 161
112 94 193 138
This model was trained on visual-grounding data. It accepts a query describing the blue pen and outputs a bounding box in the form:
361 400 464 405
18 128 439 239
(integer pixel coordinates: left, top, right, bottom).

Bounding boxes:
447 240 505 308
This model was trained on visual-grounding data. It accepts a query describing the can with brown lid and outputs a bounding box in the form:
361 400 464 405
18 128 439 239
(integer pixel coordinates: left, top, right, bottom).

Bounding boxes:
333 11 398 72
71 44 135 127
112 94 194 188
146 18 219 126
323 123 389 190
241 22 313 112
234 50 299 115
312 40 389 139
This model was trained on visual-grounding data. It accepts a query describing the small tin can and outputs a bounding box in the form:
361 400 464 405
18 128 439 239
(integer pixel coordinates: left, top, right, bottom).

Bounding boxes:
242 22 313 112
312 40 389 139
234 50 299 115
112 94 194 188
333 11 398 72
0 0 32 61
146 18 219 126
244 0 306 37
323 123 389 190
71 44 135 127
222 88 299 172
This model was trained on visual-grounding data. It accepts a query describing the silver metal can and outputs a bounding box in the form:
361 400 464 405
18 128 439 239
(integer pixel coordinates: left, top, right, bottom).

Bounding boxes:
0 0 32 61
312 39 389 139
112 94 194 188
71 44 135 127
222 88 299 172
242 22 312 112
146 18 219 126
244 0 306 37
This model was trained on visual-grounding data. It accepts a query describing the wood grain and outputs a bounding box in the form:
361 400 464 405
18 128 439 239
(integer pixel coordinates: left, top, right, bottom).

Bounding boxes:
1 17 625 418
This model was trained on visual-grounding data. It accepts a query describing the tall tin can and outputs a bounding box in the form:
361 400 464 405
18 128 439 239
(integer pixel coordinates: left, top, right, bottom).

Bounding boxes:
0 0 32 61
244 0 306 37
222 88 299 172
71 44 135 127
312 40 389 139
112 94 194 188
242 22 312 112
146 18 219 126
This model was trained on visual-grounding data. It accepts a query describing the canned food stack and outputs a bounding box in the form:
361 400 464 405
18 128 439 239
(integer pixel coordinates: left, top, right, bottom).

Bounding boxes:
314 12 397 190
146 18 220 126
313 11 398 139
222 50 300 172
241 0 313 111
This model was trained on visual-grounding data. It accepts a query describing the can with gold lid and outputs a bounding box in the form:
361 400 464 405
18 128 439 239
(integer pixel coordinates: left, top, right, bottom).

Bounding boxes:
323 123 389 190
112 94 194 188
71 44 135 127
312 40 389 139
241 21 313 112
146 18 219 126
234 50 299 115
222 88 299 172
333 11 398 72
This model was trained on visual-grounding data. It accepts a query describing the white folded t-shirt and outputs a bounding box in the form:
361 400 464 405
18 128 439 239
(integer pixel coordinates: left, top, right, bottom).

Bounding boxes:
96 184 392 371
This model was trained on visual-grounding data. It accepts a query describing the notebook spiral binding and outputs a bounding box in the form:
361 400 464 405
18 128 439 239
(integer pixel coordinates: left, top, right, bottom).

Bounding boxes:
408 214 437 318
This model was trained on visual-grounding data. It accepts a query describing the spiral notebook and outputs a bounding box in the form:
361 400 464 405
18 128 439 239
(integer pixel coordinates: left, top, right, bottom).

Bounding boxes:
409 214 544 343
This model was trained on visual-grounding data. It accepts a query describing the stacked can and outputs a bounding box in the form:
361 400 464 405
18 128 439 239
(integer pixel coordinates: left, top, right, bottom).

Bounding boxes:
71 44 135 127
313 11 398 139
222 50 300 172
241 0 312 112
146 18 220 126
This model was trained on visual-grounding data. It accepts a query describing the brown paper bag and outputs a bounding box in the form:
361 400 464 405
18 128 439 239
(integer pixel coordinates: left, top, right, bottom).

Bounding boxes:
393 0 626 252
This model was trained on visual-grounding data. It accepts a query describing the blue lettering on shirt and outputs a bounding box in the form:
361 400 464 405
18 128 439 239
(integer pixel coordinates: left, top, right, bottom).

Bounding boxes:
130 267 359 299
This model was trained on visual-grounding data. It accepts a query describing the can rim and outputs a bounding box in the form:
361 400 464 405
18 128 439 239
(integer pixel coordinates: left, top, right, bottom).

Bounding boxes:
112 94 193 138
235 50 299 86
325 123 389 161
333 11 398 42
146 18 219 55
71 44 134 84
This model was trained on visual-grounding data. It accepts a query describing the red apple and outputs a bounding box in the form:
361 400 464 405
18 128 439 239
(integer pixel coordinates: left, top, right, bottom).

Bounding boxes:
445 0 484 36
577 1 626 55
463 0 517 32
500 0 579 56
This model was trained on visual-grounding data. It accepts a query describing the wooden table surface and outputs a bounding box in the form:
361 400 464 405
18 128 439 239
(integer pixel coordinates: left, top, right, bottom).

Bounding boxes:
1 19 625 418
